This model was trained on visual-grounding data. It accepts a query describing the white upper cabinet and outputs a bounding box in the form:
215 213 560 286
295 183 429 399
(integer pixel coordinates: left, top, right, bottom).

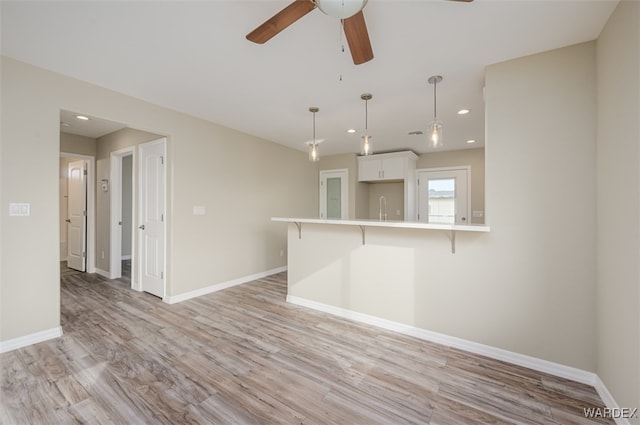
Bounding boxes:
358 151 417 182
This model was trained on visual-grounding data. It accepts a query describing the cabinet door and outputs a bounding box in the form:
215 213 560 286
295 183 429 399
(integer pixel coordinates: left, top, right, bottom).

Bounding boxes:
359 158 382 181
381 157 405 180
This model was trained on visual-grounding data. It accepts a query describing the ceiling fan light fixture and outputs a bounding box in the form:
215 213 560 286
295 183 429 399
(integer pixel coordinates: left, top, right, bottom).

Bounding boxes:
315 0 368 19
427 75 444 149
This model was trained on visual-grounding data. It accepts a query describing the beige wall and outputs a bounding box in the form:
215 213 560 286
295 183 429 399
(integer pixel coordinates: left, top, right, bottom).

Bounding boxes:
484 41 598 369
596 0 640 417
290 42 598 372
0 57 317 342
60 132 97 156
417 148 485 224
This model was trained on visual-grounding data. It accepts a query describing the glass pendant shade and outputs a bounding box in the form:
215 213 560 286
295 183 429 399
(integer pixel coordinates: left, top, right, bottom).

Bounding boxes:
428 121 443 149
361 134 372 156
315 0 368 19
309 143 319 162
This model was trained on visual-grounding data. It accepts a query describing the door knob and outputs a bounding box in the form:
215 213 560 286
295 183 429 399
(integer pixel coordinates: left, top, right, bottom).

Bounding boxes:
65 219 71 223
138 225 145 230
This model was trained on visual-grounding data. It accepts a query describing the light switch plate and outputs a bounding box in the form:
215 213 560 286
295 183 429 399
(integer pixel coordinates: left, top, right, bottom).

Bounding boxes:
9 203 30 216
193 206 206 216
472 210 484 218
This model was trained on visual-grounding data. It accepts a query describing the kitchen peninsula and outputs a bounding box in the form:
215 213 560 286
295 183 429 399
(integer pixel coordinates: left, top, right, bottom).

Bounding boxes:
272 217 490 339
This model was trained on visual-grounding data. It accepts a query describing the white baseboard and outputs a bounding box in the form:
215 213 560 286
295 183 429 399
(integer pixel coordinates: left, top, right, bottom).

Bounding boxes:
592 376 632 425
165 266 287 304
94 268 111 278
286 295 627 417
0 326 63 353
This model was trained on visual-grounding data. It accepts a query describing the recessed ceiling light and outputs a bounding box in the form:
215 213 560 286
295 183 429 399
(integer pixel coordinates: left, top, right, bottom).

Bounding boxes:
60 122 70 127
347 128 356 134
75 115 90 121
466 139 477 144
457 109 470 115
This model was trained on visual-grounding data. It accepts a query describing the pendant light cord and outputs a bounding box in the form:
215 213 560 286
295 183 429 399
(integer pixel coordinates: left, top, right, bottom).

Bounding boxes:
433 80 437 120
365 98 368 133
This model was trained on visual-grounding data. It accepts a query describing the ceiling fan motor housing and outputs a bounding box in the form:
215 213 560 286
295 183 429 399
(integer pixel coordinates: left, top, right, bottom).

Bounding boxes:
314 0 368 19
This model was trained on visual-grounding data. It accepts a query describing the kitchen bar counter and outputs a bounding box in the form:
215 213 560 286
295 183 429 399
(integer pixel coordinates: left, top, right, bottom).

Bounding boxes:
271 217 490 232
272 217 489 253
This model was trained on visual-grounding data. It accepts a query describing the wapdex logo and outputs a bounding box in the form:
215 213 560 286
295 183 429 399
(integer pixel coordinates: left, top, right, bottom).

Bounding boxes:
583 407 638 420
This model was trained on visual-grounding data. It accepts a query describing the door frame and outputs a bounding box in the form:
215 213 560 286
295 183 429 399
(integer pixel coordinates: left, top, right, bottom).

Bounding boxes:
320 168 349 219
416 166 471 224
138 137 167 298
109 146 136 284
60 152 95 273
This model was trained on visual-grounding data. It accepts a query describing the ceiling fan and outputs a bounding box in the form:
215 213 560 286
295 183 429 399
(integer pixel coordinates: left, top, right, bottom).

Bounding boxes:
246 0 473 66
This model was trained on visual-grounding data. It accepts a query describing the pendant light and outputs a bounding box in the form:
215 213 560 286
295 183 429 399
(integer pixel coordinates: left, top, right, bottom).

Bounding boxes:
427 75 443 148
361 93 373 156
308 107 320 162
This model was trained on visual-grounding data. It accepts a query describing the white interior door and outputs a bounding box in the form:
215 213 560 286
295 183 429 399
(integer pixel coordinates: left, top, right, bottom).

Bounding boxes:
139 139 165 298
417 167 469 224
320 169 348 219
67 160 87 271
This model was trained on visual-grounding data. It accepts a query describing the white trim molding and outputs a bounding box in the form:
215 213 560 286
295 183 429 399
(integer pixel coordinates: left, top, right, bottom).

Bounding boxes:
592 376 632 425
94 268 111 279
0 326 63 353
164 266 287 304
286 295 628 423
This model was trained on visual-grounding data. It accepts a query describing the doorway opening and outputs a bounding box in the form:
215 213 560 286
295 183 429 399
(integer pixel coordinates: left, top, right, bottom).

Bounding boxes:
110 147 135 283
320 169 348 220
417 166 471 225
59 153 95 273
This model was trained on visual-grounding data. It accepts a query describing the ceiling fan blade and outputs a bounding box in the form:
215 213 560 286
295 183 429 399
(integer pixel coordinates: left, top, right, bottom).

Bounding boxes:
246 0 316 44
343 11 373 65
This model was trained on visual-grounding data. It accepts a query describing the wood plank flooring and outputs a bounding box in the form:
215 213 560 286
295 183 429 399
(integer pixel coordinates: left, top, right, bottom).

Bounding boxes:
1 263 613 424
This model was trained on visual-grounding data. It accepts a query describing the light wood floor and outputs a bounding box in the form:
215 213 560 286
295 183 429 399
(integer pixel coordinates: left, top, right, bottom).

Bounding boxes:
1 264 613 424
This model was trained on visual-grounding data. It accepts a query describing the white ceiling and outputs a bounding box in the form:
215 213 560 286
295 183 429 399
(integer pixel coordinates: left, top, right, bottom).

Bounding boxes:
1 0 618 155
59 110 127 139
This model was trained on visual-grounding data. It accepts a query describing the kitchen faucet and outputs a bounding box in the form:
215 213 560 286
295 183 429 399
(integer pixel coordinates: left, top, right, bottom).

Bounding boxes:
379 196 387 221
